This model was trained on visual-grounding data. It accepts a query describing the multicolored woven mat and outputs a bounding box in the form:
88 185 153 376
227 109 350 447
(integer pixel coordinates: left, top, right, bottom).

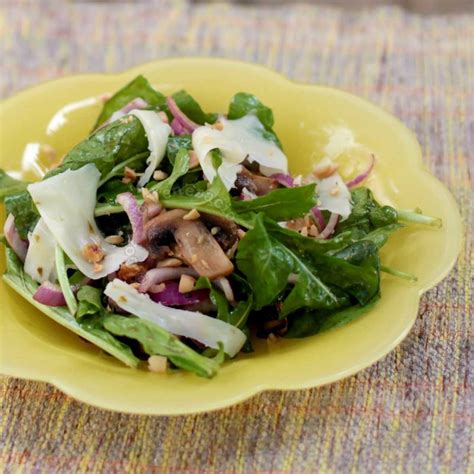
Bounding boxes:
1 1 472 472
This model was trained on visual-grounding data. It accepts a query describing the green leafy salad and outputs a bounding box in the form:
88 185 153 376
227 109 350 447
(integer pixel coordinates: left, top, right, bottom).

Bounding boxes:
0 75 441 378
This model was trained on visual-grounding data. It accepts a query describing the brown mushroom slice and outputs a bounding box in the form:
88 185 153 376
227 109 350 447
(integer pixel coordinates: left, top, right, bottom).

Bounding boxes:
235 167 279 196
200 213 239 251
145 208 234 279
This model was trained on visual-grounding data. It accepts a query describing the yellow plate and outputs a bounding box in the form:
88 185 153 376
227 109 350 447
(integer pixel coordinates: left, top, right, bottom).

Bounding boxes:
0 58 462 415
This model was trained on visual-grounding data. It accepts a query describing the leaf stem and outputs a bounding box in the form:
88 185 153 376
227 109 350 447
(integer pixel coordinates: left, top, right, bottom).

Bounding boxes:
380 264 418 282
397 208 442 228
55 244 78 315
98 152 149 187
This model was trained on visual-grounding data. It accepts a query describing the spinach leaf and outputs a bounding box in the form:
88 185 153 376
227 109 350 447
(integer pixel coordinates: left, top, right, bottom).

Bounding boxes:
2 248 139 367
94 75 167 128
172 90 217 125
47 116 148 179
76 285 104 319
151 148 190 197
0 170 29 202
232 184 316 221
166 135 193 164
285 296 380 338
4 192 39 239
102 314 221 378
97 179 137 205
228 92 281 147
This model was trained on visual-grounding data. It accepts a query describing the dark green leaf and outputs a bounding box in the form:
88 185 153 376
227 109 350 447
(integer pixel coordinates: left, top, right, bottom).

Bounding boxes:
4 192 39 239
232 184 316 221
0 170 29 202
172 90 217 125
102 315 221 378
94 75 166 128
151 149 190 197
166 135 193 164
76 285 104 319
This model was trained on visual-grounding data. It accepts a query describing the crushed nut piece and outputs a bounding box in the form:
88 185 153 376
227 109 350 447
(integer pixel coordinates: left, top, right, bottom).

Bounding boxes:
157 258 182 268
141 187 159 204
308 225 320 237
153 170 168 181
124 167 138 182
226 240 239 259
104 235 124 245
130 282 140 290
300 226 309 237
313 162 339 179
188 150 200 168
82 243 105 264
293 174 303 186
148 355 168 373
237 229 247 240
210 226 221 236
178 274 195 293
183 208 200 220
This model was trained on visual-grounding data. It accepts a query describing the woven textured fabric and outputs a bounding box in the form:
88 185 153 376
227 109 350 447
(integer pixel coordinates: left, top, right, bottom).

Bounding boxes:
1 1 473 472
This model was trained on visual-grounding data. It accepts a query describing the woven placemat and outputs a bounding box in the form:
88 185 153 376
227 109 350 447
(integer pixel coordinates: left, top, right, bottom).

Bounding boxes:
1 1 472 472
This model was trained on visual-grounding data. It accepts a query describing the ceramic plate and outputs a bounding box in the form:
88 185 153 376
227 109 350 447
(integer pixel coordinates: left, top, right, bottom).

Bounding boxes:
0 59 462 415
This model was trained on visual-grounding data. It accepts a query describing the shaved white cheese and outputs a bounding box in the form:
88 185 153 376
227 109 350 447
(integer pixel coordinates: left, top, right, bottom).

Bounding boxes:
24 218 57 283
314 158 352 219
27 164 148 280
105 279 246 357
131 110 171 187
192 115 288 190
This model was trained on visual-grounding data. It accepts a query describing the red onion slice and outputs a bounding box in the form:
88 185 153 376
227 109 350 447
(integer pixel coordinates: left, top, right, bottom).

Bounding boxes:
170 118 187 136
33 281 67 307
311 207 326 232
270 173 294 188
318 212 339 239
149 281 209 306
103 98 149 128
139 267 198 293
166 96 199 132
116 192 145 244
4 214 28 261
346 154 376 189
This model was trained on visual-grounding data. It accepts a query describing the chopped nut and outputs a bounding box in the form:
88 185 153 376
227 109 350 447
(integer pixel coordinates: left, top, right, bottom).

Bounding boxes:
130 282 140 290
188 150 200 168
141 187 159 204
104 235 124 245
226 240 239 259
330 186 340 196
287 218 306 231
148 355 168 373
153 170 168 181
157 258 182 268
82 243 105 264
183 208 200 220
308 225 320 237
178 274 195 293
210 226 221 236
158 111 169 123
293 174 303 186
124 166 138 182
300 226 309 237
313 162 339 179
237 229 247 240
150 283 166 293
119 115 134 125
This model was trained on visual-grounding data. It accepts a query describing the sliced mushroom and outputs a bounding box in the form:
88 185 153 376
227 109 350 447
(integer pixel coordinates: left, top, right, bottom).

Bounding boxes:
145 209 234 279
200 213 239 252
235 167 279 196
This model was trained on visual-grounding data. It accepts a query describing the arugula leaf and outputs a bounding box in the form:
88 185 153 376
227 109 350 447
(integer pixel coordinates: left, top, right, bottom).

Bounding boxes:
285 297 380 338
227 92 281 147
232 184 316 221
4 192 39 239
151 148 190 197
97 179 137 205
47 117 148 179
102 314 221 378
0 170 29 202
166 135 193 164
172 90 217 125
94 75 167 128
195 277 253 329
2 248 139 367
76 285 104 319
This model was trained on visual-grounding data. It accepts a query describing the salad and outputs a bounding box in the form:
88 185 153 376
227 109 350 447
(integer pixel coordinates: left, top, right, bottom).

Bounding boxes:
0 75 441 378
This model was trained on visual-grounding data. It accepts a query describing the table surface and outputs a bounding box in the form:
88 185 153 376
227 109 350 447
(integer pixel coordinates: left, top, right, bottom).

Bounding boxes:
1 1 472 472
